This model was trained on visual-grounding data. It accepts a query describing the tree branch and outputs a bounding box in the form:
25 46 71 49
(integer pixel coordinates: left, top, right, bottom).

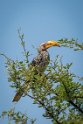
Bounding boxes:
62 81 83 114
69 100 83 114
27 94 62 124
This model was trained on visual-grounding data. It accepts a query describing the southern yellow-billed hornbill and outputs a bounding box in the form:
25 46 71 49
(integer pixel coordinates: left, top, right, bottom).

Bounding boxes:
13 41 60 102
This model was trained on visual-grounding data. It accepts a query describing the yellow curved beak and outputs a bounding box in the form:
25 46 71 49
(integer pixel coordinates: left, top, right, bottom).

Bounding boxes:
45 40 60 49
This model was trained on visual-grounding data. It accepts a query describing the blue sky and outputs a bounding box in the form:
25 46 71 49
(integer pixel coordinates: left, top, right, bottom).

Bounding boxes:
0 0 83 124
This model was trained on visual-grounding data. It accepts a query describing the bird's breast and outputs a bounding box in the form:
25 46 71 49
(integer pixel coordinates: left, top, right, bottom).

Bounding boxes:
38 52 50 72
29 51 50 74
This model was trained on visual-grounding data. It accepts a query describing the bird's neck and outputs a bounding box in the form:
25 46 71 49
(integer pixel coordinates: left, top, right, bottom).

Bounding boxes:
38 49 48 56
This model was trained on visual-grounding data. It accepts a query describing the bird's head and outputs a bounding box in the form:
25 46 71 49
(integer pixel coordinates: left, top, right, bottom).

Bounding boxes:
38 40 60 52
43 40 60 49
38 40 60 53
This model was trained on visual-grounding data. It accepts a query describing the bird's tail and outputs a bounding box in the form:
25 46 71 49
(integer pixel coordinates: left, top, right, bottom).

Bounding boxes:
12 90 23 102
12 82 29 102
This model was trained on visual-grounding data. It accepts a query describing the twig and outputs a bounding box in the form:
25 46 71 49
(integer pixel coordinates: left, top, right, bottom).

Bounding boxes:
18 29 29 63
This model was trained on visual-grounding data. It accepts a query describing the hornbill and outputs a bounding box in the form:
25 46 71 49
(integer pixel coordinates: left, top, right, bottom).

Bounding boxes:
13 40 60 102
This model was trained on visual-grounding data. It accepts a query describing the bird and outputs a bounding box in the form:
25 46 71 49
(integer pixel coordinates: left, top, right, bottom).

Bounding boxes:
13 40 60 102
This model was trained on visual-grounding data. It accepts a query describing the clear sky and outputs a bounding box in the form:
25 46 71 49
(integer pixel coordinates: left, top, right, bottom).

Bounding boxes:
0 0 83 124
